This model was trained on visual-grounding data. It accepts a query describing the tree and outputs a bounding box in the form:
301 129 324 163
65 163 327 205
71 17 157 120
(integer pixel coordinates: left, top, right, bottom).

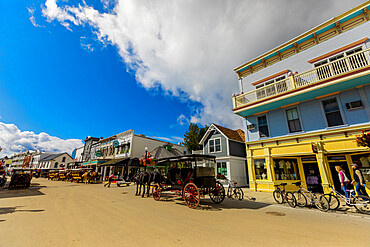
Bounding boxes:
184 123 209 151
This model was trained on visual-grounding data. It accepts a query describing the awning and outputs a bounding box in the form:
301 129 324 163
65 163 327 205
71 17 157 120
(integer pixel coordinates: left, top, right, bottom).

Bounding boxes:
127 158 141 167
98 158 129 167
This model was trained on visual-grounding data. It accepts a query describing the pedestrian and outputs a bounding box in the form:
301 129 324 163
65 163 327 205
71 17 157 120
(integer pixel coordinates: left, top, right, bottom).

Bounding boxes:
351 163 369 197
335 166 350 200
104 173 117 188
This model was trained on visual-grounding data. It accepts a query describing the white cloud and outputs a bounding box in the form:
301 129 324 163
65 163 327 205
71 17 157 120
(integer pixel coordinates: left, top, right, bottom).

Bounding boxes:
39 0 367 129
27 7 44 27
0 122 83 157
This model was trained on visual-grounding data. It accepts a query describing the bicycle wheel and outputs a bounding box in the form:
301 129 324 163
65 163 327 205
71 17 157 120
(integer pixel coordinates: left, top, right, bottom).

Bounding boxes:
273 190 284 204
232 190 241 200
352 195 370 215
227 187 232 198
293 191 307 207
314 194 330 212
237 188 244 200
323 194 340 210
286 192 297 208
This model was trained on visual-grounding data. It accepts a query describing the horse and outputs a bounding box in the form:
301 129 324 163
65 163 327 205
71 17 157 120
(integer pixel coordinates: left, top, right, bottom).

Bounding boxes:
135 171 162 197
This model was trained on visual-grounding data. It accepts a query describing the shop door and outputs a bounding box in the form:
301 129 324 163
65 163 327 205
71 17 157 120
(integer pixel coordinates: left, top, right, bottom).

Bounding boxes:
328 161 350 191
302 162 323 193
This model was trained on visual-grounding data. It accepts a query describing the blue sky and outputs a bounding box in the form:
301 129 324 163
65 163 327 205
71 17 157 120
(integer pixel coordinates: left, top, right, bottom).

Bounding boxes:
0 0 366 156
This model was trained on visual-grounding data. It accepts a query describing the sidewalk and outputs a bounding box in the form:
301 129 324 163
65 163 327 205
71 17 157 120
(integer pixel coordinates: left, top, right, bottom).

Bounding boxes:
240 187 368 216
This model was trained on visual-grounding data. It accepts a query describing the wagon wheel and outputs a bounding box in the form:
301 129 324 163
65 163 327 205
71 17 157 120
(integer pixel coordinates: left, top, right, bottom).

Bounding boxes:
152 184 161 201
183 183 200 209
209 181 225 204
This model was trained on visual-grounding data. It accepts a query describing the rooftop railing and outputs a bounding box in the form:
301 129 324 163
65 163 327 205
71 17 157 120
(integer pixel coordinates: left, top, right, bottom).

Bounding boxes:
233 48 370 110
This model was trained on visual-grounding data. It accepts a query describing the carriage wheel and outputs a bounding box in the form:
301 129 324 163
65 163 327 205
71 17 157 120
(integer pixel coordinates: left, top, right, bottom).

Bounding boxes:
152 184 161 201
183 183 200 209
209 181 225 204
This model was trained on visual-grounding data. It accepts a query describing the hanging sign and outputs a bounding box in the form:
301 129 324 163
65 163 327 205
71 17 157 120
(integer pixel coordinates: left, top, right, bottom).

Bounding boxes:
96 150 102 157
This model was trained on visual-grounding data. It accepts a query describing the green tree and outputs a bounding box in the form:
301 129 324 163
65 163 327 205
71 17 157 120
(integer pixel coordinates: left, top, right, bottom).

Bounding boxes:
184 123 209 151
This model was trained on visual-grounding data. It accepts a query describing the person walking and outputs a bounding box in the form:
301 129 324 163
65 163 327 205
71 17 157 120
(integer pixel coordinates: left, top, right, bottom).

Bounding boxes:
351 163 369 197
335 166 350 200
104 174 117 188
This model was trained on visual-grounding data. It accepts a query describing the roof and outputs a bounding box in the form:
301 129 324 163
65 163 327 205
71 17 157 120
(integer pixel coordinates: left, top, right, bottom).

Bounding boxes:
213 124 245 142
156 154 216 165
145 144 184 160
199 124 245 145
40 153 71 162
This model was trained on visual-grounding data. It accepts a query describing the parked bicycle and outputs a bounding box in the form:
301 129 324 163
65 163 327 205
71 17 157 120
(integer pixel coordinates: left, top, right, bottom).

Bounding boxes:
292 182 329 212
227 180 244 200
273 183 297 208
324 184 370 215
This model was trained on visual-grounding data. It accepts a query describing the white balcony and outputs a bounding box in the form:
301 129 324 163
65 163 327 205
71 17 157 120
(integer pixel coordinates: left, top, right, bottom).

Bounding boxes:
233 48 370 114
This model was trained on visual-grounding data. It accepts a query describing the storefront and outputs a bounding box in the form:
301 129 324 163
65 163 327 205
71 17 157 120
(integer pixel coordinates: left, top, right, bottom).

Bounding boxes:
246 126 370 193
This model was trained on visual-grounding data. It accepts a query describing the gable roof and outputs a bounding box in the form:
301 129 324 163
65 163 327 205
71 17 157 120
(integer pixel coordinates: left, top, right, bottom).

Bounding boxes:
199 124 245 145
142 144 184 160
40 153 71 162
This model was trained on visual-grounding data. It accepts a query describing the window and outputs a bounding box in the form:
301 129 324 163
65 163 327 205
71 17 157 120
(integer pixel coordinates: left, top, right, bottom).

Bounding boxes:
62 157 66 162
254 159 267 180
54 162 58 168
286 108 302 133
217 162 227 176
273 158 300 180
257 116 269 137
209 138 221 153
322 98 344 127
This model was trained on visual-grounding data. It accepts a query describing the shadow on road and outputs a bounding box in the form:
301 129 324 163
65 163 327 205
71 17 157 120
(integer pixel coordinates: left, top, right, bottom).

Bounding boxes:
0 206 44 215
0 185 45 199
154 195 272 211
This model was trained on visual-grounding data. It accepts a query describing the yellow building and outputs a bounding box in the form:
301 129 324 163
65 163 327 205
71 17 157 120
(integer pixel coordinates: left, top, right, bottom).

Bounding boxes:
232 2 370 193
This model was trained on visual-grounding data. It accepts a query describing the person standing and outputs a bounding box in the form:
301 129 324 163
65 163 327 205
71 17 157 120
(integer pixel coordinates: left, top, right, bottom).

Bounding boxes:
351 163 369 197
335 166 350 200
104 174 117 188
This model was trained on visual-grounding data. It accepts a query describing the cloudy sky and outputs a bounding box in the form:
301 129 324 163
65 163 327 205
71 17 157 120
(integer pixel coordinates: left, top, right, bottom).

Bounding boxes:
0 0 367 157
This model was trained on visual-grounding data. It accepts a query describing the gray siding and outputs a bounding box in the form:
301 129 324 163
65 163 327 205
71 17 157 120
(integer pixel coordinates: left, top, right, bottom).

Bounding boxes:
229 140 246 157
203 130 228 156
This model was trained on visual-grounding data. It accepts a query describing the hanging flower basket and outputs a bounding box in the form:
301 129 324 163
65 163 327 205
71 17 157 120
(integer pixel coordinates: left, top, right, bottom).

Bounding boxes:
355 131 370 147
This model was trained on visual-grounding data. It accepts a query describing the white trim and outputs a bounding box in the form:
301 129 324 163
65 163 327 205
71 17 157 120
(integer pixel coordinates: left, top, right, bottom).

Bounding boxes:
284 106 304 133
215 155 247 161
320 96 347 128
209 137 222 154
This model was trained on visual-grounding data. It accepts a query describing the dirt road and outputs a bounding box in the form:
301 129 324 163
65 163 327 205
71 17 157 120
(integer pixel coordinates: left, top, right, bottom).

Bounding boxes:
0 178 369 247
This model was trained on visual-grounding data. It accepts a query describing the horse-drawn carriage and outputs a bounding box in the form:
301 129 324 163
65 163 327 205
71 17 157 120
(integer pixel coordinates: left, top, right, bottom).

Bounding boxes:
58 169 68 181
152 154 225 209
70 169 86 183
48 170 60 180
8 168 33 188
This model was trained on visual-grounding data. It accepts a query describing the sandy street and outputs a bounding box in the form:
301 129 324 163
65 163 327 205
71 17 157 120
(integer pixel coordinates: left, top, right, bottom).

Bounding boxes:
0 179 369 247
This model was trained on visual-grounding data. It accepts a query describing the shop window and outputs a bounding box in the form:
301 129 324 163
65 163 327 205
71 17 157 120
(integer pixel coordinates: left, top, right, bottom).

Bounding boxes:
322 98 344 127
273 158 300 180
351 153 370 186
286 107 302 133
257 115 269 137
254 159 267 180
217 162 227 176
209 138 221 153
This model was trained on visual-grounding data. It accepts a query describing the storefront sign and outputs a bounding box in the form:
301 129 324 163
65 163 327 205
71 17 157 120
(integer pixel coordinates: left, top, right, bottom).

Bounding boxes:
96 150 102 157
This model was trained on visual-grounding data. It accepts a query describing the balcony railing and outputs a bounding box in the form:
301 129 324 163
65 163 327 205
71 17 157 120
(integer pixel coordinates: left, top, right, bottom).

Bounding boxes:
233 48 370 110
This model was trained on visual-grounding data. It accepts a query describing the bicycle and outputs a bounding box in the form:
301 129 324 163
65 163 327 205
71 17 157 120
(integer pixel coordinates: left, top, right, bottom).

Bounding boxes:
227 180 244 200
324 184 370 215
292 181 329 212
273 183 297 208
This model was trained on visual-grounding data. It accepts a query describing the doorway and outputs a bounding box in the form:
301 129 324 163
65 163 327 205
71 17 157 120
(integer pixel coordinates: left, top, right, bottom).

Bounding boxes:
328 158 351 192
302 159 323 193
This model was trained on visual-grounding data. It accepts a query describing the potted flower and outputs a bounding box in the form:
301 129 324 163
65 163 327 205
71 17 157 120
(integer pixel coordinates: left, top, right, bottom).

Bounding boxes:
356 131 370 147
